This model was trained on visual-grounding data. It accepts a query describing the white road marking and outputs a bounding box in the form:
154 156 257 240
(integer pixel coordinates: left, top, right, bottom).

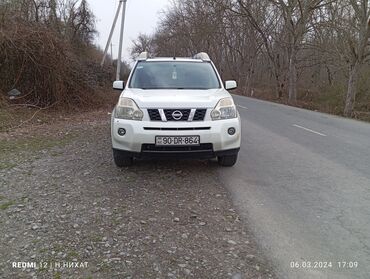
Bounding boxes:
293 124 327 137
237 105 248 110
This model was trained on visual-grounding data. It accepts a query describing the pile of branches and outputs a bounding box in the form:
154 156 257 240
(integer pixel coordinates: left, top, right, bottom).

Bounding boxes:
0 22 113 109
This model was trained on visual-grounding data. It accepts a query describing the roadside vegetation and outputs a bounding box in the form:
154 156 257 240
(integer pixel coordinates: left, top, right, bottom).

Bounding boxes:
131 0 370 121
0 0 122 131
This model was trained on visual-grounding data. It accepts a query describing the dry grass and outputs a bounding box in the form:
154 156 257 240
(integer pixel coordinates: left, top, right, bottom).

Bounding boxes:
0 93 118 133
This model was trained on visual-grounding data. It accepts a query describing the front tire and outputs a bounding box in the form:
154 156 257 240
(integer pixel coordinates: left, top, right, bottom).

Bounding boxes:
217 154 238 167
113 149 133 167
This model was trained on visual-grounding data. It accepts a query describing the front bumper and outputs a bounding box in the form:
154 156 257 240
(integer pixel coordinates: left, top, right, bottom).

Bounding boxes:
111 116 241 158
113 147 240 160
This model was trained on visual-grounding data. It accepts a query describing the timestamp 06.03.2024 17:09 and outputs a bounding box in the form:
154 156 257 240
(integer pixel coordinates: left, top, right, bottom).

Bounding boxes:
290 261 359 270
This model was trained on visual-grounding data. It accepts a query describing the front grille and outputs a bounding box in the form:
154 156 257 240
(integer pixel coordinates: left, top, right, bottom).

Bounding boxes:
147 109 207 121
142 143 213 152
193 109 207 121
148 109 161 121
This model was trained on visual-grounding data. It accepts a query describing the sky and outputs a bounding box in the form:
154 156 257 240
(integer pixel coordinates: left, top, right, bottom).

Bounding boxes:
88 0 170 62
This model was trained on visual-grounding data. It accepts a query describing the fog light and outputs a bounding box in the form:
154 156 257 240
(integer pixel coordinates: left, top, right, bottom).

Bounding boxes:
118 128 126 136
228 127 236 135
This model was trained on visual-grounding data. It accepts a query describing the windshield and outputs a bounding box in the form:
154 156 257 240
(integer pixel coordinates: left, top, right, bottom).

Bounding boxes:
129 61 221 90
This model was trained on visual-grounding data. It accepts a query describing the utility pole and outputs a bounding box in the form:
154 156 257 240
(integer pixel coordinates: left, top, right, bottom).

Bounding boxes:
110 43 114 64
116 0 127 81
101 0 128 81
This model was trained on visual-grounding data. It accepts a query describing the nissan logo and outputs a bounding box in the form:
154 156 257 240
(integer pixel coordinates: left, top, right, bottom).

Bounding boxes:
172 110 183 120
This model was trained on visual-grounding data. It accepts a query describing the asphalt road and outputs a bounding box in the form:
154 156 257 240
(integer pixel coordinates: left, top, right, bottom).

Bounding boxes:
219 96 370 279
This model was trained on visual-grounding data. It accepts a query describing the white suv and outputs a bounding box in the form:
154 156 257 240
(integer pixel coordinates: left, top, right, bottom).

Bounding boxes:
111 52 241 167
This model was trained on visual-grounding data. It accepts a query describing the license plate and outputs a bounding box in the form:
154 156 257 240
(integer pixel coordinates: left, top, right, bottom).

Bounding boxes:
155 136 200 146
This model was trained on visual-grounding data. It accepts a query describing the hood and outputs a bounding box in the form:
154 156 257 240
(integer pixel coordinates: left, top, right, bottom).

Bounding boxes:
120 88 230 108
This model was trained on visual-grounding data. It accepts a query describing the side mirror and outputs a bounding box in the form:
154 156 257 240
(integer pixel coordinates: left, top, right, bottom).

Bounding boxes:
113 80 125 91
225 80 237 90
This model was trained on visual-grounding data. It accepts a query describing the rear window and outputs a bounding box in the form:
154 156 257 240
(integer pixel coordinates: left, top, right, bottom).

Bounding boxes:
129 61 221 90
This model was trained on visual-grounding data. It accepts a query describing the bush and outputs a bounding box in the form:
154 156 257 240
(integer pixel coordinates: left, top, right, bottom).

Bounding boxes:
0 22 115 109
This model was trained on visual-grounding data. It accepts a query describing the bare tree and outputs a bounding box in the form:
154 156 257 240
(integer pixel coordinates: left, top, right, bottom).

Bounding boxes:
234 0 287 98
130 0 370 118
342 0 370 116
130 33 156 59
268 0 328 104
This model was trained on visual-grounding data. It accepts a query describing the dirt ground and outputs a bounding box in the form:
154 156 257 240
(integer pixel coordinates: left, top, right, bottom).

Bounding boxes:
0 111 275 279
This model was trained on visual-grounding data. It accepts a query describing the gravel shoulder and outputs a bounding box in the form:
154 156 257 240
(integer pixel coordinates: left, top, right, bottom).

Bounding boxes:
0 111 275 279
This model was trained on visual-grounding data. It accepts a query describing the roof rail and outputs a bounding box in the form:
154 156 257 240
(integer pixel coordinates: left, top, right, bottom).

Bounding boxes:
193 52 210 61
137 51 149 61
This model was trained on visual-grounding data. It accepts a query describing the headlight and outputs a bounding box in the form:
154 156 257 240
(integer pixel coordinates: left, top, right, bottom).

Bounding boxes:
211 97 237 120
115 97 144 121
